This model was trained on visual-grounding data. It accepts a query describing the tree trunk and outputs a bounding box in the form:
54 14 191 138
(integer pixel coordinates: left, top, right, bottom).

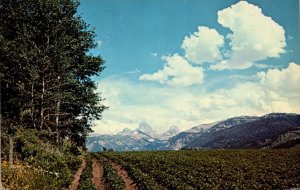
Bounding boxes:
31 82 35 128
55 101 60 143
55 75 61 143
9 135 13 167
0 113 2 189
40 77 45 129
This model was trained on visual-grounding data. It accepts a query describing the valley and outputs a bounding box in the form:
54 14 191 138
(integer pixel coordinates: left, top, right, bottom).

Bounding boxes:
1 0 299 189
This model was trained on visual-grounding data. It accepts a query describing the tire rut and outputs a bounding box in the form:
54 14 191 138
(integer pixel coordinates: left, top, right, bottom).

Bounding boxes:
110 161 138 190
92 158 106 190
68 158 86 190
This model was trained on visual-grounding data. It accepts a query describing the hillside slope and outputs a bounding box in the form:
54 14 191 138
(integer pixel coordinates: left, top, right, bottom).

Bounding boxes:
168 116 258 150
185 113 300 149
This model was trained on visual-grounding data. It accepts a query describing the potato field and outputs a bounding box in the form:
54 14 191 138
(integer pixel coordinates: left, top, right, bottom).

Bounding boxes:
75 148 300 190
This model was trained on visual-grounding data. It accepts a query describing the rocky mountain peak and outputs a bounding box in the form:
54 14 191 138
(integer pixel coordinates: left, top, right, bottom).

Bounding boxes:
160 126 179 140
117 128 134 136
137 121 158 137
164 126 179 135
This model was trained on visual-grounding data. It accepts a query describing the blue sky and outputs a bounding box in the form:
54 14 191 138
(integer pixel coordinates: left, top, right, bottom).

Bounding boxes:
78 0 300 134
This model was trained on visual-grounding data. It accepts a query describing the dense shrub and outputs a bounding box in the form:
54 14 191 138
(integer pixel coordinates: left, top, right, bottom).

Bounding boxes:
1 128 82 189
1 160 62 190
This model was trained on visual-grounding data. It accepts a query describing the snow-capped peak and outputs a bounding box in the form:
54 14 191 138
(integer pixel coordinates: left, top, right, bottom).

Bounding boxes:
117 128 134 136
186 121 220 133
137 121 158 137
160 126 180 140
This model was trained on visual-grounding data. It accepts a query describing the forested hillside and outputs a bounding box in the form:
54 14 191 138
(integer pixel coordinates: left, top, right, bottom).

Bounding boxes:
184 113 300 149
0 0 106 189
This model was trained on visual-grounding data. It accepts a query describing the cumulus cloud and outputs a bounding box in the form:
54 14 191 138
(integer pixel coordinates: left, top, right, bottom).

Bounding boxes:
211 1 286 70
257 62 300 98
94 63 300 134
139 54 204 87
93 2 298 135
217 63 300 114
139 1 287 87
181 26 224 64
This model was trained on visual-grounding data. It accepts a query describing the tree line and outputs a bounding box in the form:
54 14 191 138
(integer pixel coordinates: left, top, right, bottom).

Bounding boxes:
0 0 107 154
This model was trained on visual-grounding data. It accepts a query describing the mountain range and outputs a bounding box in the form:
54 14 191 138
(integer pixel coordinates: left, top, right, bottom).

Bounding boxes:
87 121 179 151
87 113 300 151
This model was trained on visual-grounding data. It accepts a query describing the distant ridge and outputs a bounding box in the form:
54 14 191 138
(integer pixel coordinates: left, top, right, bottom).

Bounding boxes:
183 113 300 149
167 115 258 150
87 113 300 151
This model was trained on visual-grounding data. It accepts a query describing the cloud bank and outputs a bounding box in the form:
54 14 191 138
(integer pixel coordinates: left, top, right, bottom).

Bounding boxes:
95 63 300 134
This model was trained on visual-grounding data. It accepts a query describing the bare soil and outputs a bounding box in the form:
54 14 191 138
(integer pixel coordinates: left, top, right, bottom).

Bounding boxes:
68 158 86 190
110 161 138 190
92 158 106 190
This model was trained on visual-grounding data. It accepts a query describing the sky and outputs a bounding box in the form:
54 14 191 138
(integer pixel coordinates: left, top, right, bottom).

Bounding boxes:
78 0 300 135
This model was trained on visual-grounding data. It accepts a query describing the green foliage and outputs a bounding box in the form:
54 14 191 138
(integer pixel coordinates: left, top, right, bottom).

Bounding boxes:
12 128 81 188
0 0 106 187
0 0 107 147
102 149 300 190
1 128 82 189
1 128 80 189
2 161 63 190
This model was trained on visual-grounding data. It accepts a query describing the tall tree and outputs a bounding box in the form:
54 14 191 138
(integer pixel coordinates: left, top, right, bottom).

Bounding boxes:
0 0 107 147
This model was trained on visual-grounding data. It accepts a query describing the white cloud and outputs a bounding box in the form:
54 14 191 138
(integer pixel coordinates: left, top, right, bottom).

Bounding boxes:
206 63 300 115
139 54 204 87
126 68 141 74
92 2 298 135
150 52 158 57
253 63 277 69
181 26 224 64
257 62 300 99
288 35 293 40
211 1 286 70
140 1 287 87
95 63 300 135
94 78 208 134
97 40 103 47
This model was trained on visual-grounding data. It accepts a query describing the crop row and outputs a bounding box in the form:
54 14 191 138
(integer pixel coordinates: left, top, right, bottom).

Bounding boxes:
102 152 166 190
102 149 300 189
77 155 96 190
93 153 124 190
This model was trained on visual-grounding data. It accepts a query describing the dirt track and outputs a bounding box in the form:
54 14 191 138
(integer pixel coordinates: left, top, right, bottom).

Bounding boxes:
110 161 138 190
68 156 137 190
68 159 86 190
92 158 106 190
